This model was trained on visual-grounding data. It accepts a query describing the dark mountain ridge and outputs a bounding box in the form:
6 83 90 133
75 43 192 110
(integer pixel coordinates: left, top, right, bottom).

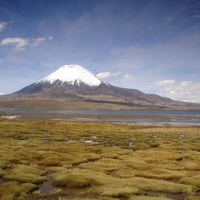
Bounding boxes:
0 64 199 110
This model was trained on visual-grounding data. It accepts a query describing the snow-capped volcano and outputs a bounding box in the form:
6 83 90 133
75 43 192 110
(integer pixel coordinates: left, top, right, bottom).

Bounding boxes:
0 63 183 110
37 64 103 86
16 64 108 95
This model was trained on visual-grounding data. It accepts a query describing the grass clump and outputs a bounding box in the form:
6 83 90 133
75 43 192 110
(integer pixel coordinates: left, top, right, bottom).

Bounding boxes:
183 161 200 171
3 173 46 184
0 182 21 196
79 158 122 173
127 177 197 194
129 196 174 200
114 169 137 178
2 164 47 184
0 181 38 198
9 164 47 176
185 196 200 200
130 142 151 150
90 186 143 198
1 194 15 200
137 168 186 180
59 198 119 200
51 169 101 188
0 168 4 178
42 155 62 166
118 155 153 171
179 174 200 188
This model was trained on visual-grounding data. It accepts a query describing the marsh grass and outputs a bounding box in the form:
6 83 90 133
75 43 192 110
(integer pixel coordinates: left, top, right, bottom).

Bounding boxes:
3 173 46 184
51 169 100 188
129 196 174 200
126 177 197 194
2 164 47 185
9 164 47 176
90 185 144 197
58 197 119 200
185 196 200 200
79 158 123 172
179 175 200 187
0 168 4 178
51 168 117 188
136 168 186 180
114 168 137 178
0 119 200 199
183 161 200 171
0 181 38 197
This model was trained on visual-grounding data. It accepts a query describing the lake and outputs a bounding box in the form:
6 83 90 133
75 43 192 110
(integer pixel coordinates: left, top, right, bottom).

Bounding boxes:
1 109 200 125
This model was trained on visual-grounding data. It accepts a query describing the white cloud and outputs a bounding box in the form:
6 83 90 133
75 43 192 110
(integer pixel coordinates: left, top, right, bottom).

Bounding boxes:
48 36 54 40
152 80 200 103
31 37 46 47
96 71 121 79
31 36 53 46
0 93 4 95
123 74 133 79
0 37 29 51
154 80 176 86
0 22 7 31
1 36 53 51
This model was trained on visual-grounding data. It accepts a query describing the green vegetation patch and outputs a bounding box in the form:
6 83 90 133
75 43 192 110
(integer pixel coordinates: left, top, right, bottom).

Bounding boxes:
51 169 102 188
3 173 46 184
137 168 186 180
60 198 119 200
0 181 38 197
179 174 200 188
90 185 143 198
0 168 4 178
1 120 200 199
129 196 174 200
2 164 47 184
127 177 197 194
79 158 123 172
183 161 200 171
9 164 47 176
185 196 200 200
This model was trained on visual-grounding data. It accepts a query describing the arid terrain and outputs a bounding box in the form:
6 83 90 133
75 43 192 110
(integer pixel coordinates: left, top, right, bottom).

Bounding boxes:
0 116 200 200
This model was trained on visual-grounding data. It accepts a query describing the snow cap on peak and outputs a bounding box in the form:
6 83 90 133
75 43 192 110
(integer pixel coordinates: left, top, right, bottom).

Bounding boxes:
38 64 102 86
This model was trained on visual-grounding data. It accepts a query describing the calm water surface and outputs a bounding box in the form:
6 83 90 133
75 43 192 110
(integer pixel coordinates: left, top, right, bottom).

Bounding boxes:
2 109 200 115
1 109 200 125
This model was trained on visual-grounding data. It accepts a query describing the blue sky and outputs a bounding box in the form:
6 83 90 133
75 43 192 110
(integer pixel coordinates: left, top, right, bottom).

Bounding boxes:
0 0 200 103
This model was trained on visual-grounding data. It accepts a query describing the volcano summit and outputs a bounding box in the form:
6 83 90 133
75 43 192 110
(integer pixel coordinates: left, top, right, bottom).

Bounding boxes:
18 64 108 94
36 65 104 86
0 64 197 110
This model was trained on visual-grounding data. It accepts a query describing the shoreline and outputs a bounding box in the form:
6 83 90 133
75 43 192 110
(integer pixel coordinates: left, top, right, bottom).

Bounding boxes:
1 111 200 126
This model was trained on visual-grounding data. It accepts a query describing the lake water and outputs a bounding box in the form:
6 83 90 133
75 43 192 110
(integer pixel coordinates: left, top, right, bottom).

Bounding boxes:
1 109 200 125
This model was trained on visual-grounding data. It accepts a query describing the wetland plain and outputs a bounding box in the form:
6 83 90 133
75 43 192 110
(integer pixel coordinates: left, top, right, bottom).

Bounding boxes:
0 115 200 200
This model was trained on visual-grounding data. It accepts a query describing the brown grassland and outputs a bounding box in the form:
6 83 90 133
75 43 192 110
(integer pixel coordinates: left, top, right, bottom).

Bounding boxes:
0 118 200 200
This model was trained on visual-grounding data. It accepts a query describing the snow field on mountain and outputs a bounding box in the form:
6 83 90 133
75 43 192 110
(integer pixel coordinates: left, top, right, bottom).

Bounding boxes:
38 64 102 86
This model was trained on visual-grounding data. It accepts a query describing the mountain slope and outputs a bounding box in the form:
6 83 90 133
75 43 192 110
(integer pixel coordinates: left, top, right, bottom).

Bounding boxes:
18 64 108 94
0 64 199 110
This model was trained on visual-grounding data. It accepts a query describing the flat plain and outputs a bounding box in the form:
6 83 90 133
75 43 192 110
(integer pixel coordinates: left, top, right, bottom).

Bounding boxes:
0 117 200 200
